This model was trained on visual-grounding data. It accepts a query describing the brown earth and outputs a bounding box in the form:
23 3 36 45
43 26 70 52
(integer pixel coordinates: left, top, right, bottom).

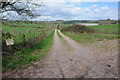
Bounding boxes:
3 29 118 78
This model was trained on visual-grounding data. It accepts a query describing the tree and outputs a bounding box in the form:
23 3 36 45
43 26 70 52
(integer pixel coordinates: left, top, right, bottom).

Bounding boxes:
0 0 44 20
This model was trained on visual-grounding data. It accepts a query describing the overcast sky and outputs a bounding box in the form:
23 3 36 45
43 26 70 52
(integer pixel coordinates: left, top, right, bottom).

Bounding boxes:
3 0 119 21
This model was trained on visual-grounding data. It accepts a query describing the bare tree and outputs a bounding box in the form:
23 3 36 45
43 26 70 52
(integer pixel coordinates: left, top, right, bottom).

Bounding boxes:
0 0 44 20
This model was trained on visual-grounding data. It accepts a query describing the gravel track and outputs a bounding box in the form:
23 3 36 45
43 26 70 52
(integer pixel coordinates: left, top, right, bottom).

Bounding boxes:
3 29 118 78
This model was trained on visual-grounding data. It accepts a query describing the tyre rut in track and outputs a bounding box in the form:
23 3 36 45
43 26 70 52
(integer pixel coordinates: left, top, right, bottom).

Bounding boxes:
3 29 118 78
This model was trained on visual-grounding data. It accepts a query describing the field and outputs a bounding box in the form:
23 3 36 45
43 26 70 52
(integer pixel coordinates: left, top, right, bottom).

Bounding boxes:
88 24 118 34
2 21 54 50
61 24 118 45
3 21 46 27
3 24 42 45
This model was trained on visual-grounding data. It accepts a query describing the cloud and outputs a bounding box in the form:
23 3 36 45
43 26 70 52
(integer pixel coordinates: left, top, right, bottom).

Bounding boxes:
34 0 119 2
3 1 118 21
92 4 97 8
101 6 109 10
94 9 99 12
37 0 99 2
32 1 118 20
32 16 55 21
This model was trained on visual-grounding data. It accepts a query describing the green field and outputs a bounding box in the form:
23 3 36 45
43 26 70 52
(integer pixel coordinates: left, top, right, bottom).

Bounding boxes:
3 21 46 27
62 20 98 24
62 24 119 44
2 24 43 46
2 24 42 33
88 24 118 34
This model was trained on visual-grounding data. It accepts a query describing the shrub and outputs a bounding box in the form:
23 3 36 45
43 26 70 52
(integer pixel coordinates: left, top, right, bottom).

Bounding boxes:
61 24 95 33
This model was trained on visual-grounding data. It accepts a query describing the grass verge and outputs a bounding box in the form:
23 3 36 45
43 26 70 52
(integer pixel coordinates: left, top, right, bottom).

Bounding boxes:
2 30 55 72
57 29 62 39
62 24 118 45
63 32 118 45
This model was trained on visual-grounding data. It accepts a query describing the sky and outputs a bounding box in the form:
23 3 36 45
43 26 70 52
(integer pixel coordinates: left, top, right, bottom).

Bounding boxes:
2 0 119 21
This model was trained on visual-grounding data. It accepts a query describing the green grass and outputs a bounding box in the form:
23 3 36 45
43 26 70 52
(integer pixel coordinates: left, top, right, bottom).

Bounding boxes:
59 23 72 27
2 24 41 32
18 23 44 27
62 24 118 44
87 24 118 34
62 20 99 24
5 21 46 27
3 30 54 72
2 24 42 45
57 30 62 39
63 32 118 44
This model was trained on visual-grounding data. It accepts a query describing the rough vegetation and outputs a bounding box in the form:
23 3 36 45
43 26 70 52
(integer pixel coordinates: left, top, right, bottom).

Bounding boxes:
2 28 54 72
61 24 95 33
62 24 118 45
2 21 54 56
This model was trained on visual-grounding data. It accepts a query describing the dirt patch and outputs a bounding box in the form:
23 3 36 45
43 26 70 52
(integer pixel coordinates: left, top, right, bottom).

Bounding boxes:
83 39 118 75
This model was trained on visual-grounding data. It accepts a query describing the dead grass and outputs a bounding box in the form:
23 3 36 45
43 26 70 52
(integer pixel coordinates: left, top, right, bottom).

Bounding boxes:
61 24 95 33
